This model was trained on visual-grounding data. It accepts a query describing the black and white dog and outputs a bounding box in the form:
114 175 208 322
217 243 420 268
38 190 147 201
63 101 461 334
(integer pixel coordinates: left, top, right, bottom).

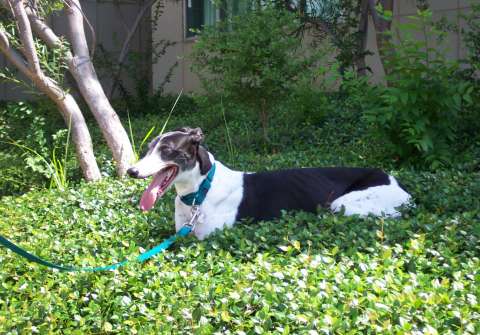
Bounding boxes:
127 127 411 240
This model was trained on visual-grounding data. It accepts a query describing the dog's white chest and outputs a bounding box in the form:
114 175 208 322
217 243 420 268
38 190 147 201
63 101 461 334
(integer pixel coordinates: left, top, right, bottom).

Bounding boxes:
174 163 244 240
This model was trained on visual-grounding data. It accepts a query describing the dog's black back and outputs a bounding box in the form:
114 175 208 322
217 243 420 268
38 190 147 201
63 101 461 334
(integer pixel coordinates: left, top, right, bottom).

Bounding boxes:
236 167 390 222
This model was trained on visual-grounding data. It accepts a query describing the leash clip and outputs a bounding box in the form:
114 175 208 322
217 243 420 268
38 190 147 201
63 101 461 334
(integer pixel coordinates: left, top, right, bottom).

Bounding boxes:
184 205 200 231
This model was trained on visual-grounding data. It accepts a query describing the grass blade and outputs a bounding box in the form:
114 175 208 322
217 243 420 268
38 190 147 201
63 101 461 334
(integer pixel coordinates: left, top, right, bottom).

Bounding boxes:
159 89 183 136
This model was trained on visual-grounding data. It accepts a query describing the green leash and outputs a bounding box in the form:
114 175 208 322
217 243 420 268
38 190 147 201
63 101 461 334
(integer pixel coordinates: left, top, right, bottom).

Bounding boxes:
0 225 192 272
0 161 216 272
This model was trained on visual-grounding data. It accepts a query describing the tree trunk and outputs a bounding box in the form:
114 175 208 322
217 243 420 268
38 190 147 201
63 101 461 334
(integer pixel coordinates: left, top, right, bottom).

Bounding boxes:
65 0 135 177
372 0 394 50
369 0 394 75
50 93 102 181
0 22 101 181
355 0 370 76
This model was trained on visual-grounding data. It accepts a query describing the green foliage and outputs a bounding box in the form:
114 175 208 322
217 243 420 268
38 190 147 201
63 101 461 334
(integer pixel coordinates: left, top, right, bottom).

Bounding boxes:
191 5 324 140
0 137 479 333
1 86 480 332
0 101 74 193
339 69 381 114
364 11 475 169
273 0 369 75
462 2 480 72
2 5 480 331
95 39 178 116
0 12 70 92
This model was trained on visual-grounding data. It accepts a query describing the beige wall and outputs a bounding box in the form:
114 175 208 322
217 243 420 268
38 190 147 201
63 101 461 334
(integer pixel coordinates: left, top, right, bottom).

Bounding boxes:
153 1 474 93
0 0 151 101
152 0 200 94
366 0 473 83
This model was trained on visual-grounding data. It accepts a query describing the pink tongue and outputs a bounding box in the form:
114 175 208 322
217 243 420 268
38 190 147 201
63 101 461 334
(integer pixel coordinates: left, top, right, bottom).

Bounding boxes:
140 172 167 212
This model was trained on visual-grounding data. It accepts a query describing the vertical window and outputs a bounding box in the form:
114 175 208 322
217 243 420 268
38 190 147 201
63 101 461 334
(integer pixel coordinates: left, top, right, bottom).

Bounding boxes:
186 0 205 37
186 0 247 37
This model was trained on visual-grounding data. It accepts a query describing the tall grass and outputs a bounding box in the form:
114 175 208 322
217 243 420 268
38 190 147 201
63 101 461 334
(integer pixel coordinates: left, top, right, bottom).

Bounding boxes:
220 99 236 165
2 116 72 190
159 89 183 135
127 90 183 161
127 109 155 161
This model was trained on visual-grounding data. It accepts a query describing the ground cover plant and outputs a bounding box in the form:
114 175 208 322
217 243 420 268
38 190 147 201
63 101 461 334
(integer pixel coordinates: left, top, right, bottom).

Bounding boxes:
1 105 479 334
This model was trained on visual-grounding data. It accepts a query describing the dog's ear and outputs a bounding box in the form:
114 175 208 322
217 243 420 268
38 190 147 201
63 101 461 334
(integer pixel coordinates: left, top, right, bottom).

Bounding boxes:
188 127 204 144
197 145 212 175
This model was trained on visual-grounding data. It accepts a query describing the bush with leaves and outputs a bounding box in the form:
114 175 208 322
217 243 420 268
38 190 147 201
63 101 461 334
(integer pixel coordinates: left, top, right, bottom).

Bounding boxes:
191 5 324 141
462 2 480 72
0 101 75 193
364 11 475 169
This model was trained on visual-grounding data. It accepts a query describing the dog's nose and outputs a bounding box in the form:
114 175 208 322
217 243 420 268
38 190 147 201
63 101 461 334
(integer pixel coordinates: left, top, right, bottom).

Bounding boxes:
127 167 139 178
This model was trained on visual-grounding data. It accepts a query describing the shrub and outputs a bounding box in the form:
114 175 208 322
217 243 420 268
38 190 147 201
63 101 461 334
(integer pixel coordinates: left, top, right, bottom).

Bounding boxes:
0 101 76 193
364 10 475 169
462 2 480 72
191 5 324 141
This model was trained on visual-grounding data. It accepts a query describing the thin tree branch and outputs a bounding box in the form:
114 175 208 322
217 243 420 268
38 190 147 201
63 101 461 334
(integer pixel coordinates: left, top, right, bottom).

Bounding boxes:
118 0 156 69
368 0 380 28
25 5 62 47
109 0 158 98
0 25 65 97
9 0 42 76
0 27 32 77
62 0 96 58
112 0 131 32
356 0 369 75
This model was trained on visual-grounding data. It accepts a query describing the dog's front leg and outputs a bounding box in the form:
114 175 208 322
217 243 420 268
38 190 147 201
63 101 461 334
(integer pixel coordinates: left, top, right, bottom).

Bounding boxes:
174 196 192 232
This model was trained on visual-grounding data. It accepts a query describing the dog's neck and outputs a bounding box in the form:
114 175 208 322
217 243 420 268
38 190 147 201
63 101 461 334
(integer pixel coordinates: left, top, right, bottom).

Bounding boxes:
173 152 215 197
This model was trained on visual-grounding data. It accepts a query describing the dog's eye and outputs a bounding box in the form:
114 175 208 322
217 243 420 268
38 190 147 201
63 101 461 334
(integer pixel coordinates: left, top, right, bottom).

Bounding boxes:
159 145 174 154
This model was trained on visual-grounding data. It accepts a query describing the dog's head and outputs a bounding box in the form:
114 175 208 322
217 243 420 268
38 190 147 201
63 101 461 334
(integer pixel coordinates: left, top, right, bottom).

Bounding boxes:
127 127 212 211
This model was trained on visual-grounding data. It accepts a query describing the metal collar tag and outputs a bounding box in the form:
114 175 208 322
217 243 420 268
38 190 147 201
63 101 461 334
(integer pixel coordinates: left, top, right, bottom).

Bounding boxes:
184 205 201 232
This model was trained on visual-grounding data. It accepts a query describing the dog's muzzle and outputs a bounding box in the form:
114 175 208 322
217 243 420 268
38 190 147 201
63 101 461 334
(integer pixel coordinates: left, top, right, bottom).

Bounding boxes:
127 167 140 178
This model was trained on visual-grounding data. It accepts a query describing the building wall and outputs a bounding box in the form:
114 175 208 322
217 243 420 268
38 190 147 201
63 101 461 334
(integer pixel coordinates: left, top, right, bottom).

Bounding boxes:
152 0 200 94
366 0 472 83
154 0 473 93
0 0 151 101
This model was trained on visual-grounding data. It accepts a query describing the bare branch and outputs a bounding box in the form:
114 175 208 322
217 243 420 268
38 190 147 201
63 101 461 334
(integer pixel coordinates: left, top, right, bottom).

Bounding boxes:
62 0 96 58
367 0 394 77
0 26 32 77
368 0 380 28
118 0 156 69
109 0 158 98
356 0 369 75
63 0 90 60
9 0 42 75
65 0 135 176
25 6 62 47
112 0 131 32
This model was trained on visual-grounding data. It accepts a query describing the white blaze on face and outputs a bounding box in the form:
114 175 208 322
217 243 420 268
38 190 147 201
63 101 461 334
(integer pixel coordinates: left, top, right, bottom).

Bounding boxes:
129 133 181 211
131 153 169 179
